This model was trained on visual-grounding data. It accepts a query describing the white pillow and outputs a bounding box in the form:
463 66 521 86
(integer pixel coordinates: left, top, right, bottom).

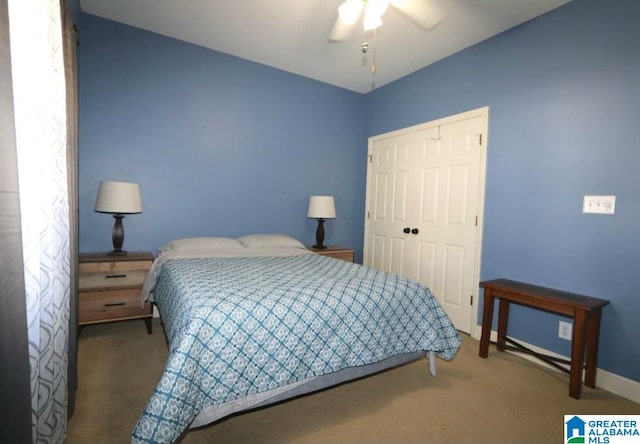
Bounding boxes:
236 234 306 249
158 237 244 254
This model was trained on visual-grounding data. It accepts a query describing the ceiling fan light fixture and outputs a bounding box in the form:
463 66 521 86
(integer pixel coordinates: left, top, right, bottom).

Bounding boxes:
363 9 383 31
338 0 364 25
363 0 390 31
367 0 390 18
331 0 440 43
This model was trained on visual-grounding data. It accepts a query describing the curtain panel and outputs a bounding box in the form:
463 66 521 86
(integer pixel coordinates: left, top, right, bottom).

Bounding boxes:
0 0 34 441
62 0 79 419
8 0 74 442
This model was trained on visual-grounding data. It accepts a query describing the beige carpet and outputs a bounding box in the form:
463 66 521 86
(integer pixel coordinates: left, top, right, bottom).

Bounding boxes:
66 319 639 443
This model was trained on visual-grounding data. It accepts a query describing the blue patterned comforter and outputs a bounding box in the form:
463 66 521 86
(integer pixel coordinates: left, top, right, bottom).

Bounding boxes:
132 253 460 443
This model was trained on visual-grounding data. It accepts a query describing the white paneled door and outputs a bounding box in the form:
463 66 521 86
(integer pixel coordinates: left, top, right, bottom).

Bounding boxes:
364 108 488 333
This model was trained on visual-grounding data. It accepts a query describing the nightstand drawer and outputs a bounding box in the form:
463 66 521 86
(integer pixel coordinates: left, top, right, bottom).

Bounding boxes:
78 252 154 333
79 269 148 291
307 246 355 263
319 250 354 262
79 287 152 324
79 260 152 274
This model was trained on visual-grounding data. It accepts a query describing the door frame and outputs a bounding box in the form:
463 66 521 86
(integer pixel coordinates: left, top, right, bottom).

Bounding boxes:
363 106 489 336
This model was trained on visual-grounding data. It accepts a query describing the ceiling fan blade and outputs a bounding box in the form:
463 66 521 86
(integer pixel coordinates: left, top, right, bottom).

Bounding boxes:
390 0 442 30
329 0 363 42
329 16 356 42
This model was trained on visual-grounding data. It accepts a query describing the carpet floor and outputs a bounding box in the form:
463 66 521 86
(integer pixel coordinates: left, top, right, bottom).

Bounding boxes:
66 318 638 443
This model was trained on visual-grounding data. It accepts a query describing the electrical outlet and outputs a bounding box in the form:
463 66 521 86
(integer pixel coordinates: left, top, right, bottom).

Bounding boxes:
558 320 572 341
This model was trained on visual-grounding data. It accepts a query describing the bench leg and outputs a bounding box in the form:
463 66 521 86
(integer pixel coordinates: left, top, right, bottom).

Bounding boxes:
584 311 602 388
479 288 495 358
569 310 587 399
497 299 510 352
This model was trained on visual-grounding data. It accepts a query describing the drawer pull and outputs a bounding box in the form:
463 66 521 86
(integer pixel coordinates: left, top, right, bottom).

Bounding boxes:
104 302 126 307
105 274 127 279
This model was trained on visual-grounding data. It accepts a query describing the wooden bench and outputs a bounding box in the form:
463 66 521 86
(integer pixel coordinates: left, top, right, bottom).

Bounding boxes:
478 279 609 399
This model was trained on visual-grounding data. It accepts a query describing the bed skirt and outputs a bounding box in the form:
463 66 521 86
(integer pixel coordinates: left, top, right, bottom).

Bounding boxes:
190 350 436 429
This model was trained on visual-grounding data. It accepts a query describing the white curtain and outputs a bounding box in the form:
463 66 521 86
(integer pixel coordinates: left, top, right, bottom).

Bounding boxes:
8 0 70 442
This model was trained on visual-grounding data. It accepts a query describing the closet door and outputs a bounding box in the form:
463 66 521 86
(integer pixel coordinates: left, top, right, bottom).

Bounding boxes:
365 126 437 281
364 108 487 333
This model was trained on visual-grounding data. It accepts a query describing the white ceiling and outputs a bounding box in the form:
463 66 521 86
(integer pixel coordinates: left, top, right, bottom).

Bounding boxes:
79 0 571 94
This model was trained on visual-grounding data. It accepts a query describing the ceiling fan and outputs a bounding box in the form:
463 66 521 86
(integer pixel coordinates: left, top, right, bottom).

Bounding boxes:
329 0 442 42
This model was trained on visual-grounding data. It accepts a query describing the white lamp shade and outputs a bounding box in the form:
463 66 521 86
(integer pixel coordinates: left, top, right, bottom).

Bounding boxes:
307 196 336 219
95 181 143 214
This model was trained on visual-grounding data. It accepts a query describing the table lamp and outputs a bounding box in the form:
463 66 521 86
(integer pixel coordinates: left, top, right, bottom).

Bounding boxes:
307 196 336 249
95 181 142 255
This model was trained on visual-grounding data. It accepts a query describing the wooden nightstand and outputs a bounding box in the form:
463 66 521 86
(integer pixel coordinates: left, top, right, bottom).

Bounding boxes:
78 252 154 334
307 246 355 262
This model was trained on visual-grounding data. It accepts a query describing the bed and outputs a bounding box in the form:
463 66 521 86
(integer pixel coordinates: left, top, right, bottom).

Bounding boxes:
132 234 461 444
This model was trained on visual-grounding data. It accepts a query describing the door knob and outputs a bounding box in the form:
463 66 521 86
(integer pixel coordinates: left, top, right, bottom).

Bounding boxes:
403 227 411 234
411 228 419 235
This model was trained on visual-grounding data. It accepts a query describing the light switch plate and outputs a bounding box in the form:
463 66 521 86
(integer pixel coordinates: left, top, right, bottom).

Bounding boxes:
583 195 616 214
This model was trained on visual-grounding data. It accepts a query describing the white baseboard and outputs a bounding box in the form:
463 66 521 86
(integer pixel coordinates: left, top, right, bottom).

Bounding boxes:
470 326 640 404
595 369 640 404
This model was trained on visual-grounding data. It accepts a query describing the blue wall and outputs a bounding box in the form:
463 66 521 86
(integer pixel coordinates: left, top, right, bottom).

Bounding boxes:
365 0 639 382
78 15 367 260
78 0 639 382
